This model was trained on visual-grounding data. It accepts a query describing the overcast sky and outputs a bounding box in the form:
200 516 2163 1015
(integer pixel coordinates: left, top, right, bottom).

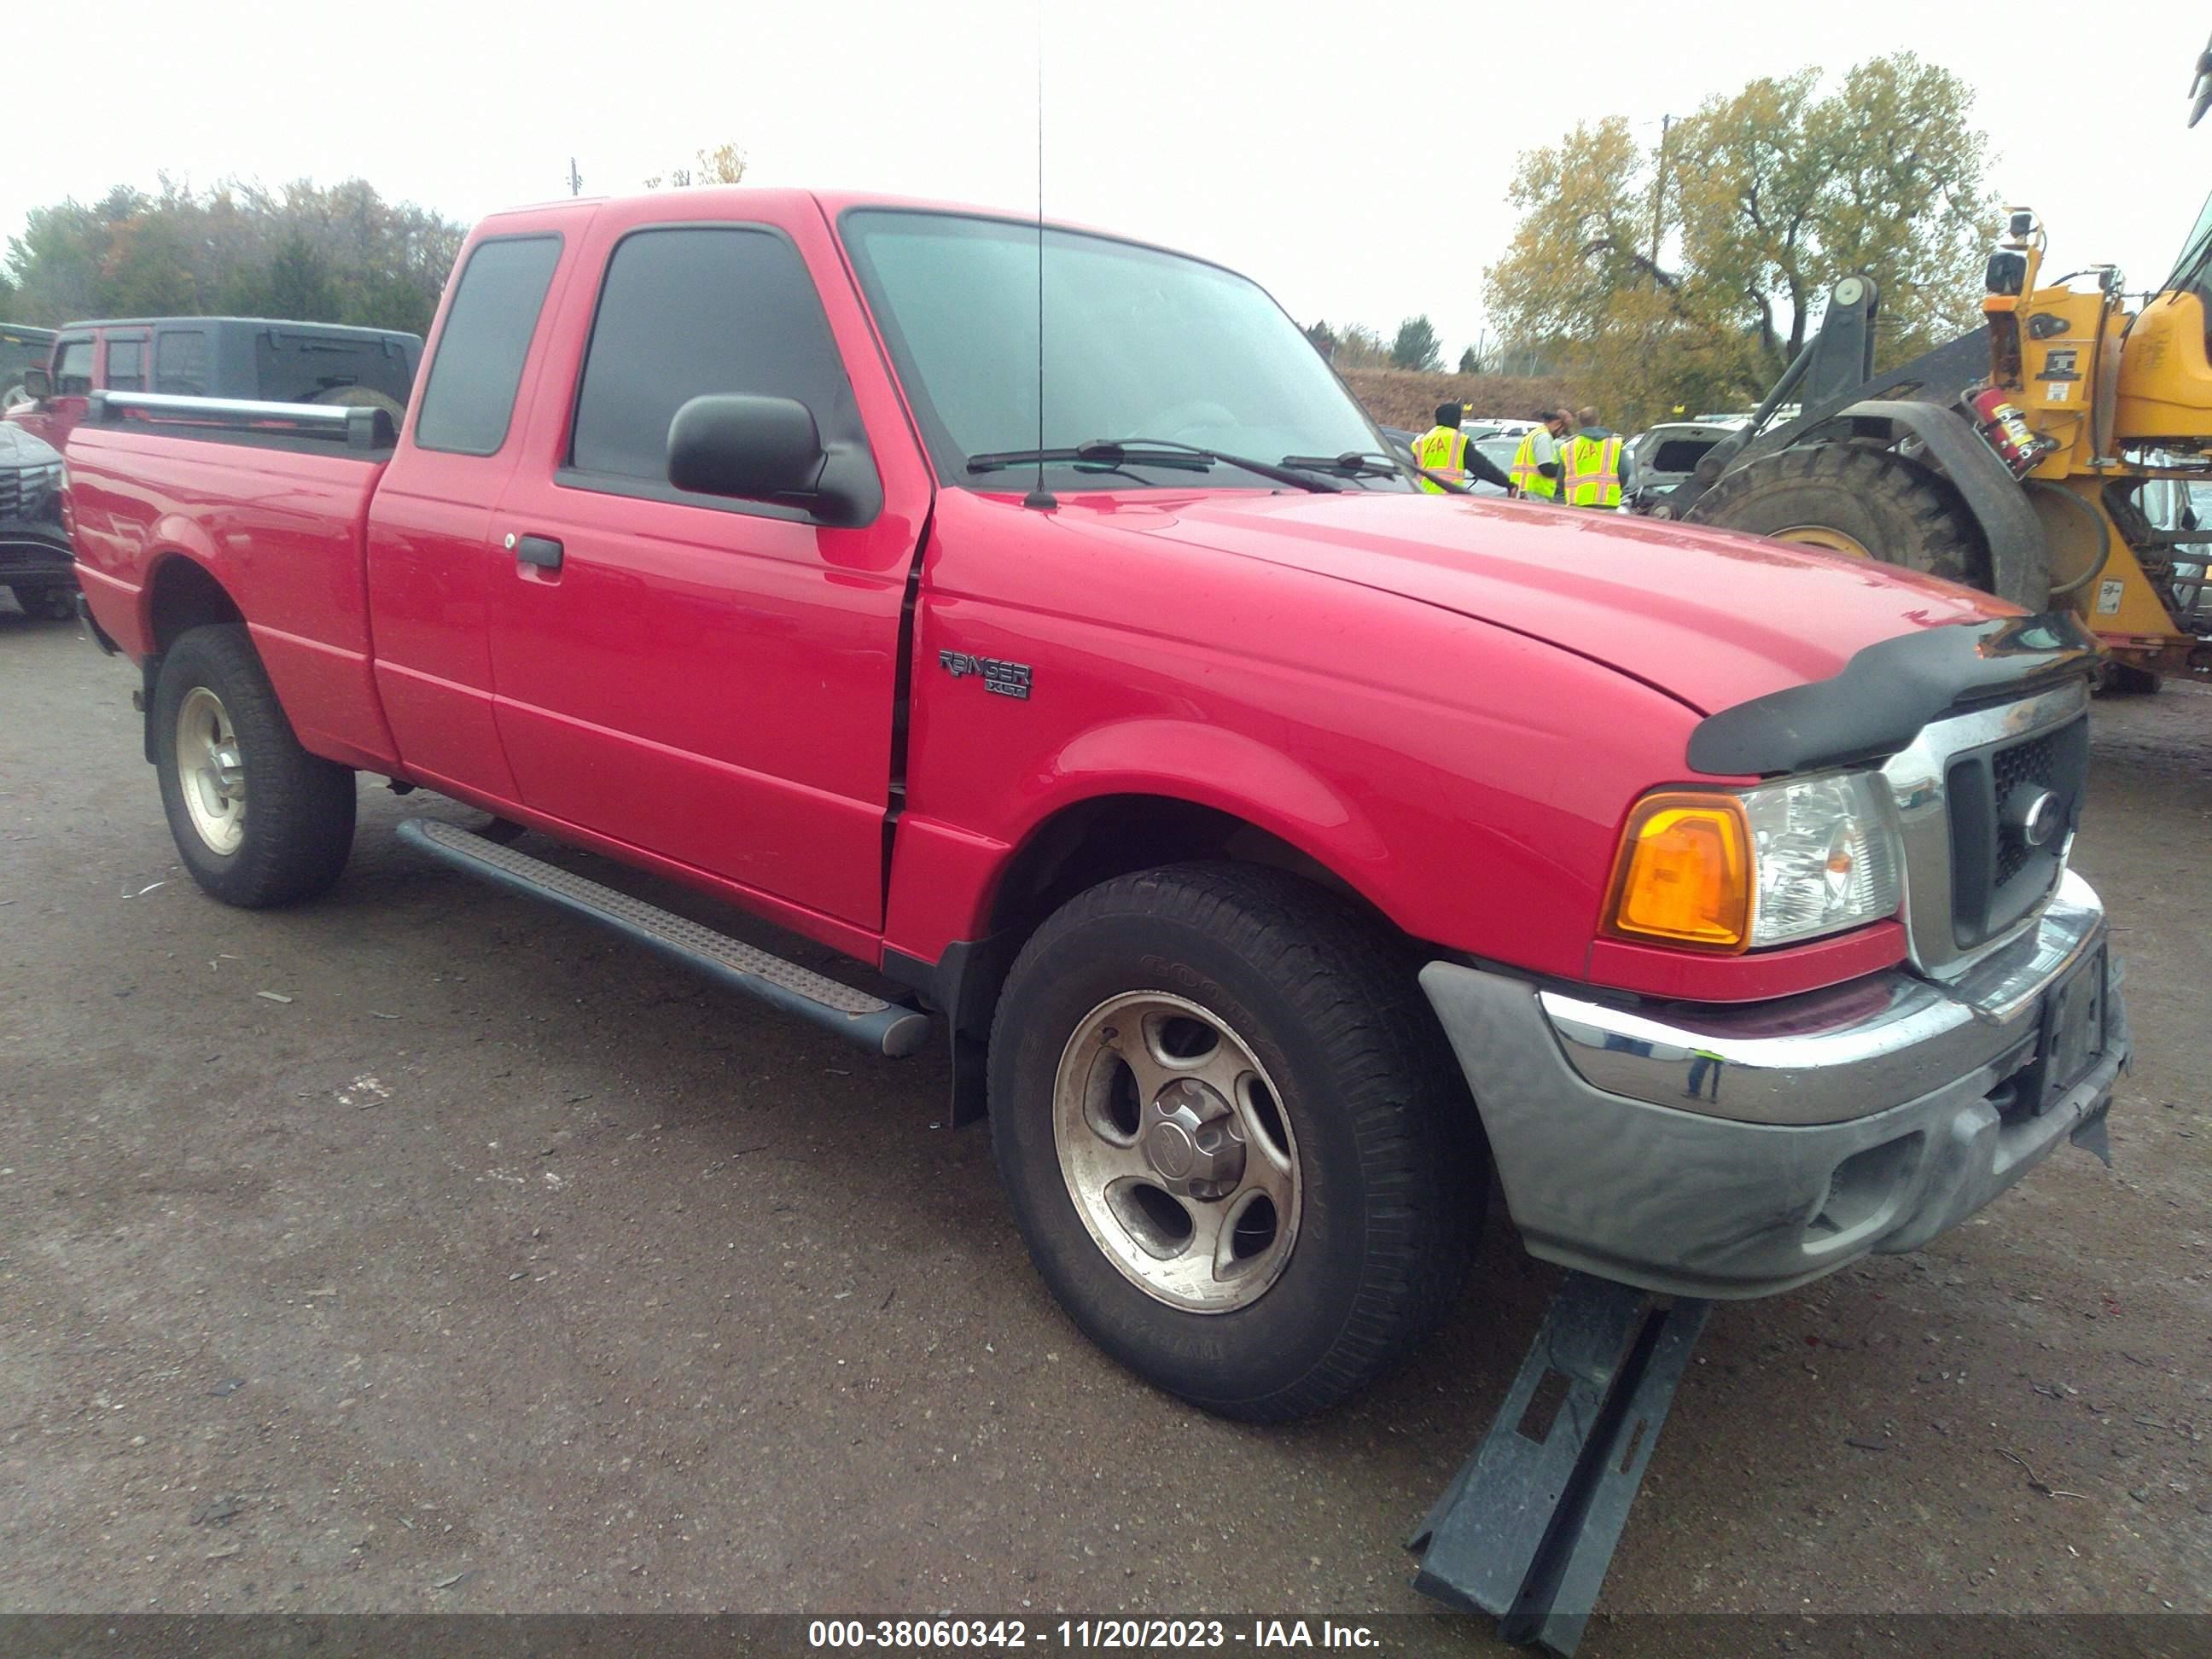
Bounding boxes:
13 0 2206 361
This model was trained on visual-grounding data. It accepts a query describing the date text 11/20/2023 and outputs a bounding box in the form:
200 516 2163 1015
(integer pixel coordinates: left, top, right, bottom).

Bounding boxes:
806 1619 1383 1650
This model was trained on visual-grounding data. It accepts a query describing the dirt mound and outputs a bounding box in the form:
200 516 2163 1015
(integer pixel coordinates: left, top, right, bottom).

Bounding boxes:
1336 367 1577 433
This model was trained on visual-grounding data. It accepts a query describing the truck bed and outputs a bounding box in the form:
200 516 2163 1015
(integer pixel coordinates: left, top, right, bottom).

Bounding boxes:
67 412 401 771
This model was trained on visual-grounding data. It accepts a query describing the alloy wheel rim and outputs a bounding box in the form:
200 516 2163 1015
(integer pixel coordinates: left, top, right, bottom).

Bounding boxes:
176 686 247 855
1051 990 1301 1313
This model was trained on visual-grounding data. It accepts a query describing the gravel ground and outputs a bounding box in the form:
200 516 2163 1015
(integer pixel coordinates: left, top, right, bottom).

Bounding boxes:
1 601 2207 1650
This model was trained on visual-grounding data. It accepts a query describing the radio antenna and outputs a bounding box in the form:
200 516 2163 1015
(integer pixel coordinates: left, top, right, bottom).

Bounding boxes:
1022 13 1056 511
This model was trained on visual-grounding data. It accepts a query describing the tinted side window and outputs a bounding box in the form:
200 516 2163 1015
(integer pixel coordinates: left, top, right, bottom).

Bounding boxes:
568 226 860 486
55 340 94 395
155 330 211 396
255 333 413 407
414 235 562 456
107 339 147 392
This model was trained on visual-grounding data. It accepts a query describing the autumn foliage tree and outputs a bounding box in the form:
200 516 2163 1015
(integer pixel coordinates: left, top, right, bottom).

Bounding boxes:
645 143 749 189
3 176 465 334
1485 54 1997 427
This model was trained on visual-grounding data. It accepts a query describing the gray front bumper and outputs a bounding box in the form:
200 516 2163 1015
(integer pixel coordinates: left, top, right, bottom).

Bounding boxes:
1421 871 2128 1299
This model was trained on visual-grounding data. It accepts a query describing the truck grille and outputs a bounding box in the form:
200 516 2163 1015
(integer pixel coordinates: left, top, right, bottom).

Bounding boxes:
1988 731 2061 888
1879 681 2092 977
0 472 20 520
1943 716 2087 950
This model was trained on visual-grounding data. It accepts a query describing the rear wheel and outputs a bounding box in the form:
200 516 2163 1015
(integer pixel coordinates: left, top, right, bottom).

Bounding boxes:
987 863 1477 1421
1687 444 1992 590
153 625 357 906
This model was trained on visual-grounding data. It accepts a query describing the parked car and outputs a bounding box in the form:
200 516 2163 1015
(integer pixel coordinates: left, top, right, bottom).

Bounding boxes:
6 316 422 454
1464 434 1521 496
1 323 55 411
61 187 2127 1424
1626 419 1746 514
0 420 71 617
1460 416 1540 444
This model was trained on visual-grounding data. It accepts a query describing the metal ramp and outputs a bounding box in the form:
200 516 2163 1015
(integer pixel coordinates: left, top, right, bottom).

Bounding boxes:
1408 1272 1710 1656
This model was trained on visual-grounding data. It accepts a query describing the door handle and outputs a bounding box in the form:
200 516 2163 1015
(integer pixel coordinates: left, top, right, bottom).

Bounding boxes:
513 534 564 572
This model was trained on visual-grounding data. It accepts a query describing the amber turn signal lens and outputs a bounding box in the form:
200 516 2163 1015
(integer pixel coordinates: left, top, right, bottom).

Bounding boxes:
1605 792 1751 951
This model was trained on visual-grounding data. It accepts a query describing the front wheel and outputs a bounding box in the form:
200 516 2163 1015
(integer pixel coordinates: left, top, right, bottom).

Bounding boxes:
1685 443 1993 590
153 625 357 906
988 863 1477 1421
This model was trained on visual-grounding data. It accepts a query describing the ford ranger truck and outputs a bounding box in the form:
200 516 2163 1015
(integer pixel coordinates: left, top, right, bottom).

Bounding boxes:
61 189 2128 1423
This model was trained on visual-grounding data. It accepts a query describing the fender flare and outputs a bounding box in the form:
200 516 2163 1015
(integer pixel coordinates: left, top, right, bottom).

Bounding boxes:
1825 399 2049 611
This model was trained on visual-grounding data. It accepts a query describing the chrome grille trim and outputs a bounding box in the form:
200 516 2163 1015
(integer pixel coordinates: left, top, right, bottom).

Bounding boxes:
1878 679 2089 979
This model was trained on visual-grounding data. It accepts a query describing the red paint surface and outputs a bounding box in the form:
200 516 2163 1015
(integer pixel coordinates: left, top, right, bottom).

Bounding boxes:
67 189 1996 1005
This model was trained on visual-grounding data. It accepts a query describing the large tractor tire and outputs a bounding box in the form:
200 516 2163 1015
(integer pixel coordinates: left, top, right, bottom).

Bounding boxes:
1686 444 1993 591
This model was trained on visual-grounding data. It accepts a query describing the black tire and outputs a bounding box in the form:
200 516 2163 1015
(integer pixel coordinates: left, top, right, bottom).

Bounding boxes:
988 863 1478 1422
2097 662 2163 696
44 589 79 621
1687 443 1993 590
153 625 356 907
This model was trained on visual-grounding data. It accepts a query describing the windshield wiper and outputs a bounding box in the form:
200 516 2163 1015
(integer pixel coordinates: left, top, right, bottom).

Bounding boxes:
1280 450 1470 492
967 438 1341 492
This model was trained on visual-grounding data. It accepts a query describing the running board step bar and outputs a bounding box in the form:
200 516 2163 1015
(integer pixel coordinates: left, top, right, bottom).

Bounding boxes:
397 818 932 1059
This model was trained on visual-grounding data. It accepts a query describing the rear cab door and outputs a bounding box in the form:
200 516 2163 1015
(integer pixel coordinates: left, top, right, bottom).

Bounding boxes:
483 189 934 943
365 217 575 804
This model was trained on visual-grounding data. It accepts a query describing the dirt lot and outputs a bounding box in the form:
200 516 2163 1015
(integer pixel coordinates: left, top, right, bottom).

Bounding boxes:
2 601 2207 1647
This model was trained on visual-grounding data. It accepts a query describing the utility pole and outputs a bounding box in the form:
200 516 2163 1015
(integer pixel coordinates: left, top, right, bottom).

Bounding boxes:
1648 114 1671 278
568 157 583 197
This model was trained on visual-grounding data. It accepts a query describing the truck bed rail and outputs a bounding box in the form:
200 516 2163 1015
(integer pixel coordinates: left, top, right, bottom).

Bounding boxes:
86 390 396 451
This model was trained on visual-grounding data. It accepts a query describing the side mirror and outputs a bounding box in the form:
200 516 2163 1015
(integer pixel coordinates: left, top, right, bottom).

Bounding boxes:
20 366 51 401
667 394 825 505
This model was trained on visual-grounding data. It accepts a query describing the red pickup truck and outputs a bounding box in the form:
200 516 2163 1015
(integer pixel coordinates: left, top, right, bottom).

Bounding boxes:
63 188 2128 1423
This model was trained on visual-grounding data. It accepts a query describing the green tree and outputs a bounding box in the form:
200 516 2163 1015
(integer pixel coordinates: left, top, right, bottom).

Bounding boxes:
262 235 341 321
1457 346 1482 374
1389 314 1442 372
1303 319 1338 358
3 176 465 333
1485 53 1996 426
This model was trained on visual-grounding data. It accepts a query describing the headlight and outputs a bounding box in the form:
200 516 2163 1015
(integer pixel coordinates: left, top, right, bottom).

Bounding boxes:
1606 772 1901 952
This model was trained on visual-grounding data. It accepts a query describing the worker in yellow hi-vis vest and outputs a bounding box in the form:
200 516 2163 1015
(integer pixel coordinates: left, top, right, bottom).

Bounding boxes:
1508 409 1571 501
1408 402 1514 494
1560 405 1634 509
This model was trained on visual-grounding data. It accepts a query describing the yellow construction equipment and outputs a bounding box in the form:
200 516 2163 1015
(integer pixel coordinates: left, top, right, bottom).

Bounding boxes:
1659 33 2212 690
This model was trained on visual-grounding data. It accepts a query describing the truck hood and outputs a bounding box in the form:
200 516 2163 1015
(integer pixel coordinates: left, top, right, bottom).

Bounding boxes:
0 420 61 468
1061 488 2012 716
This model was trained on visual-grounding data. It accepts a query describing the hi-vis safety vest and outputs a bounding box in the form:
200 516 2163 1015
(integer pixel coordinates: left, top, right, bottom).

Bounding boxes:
1509 430 1558 500
1410 427 1470 492
1562 433 1623 507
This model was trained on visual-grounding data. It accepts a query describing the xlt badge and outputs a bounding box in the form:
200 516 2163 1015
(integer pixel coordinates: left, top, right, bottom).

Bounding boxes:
939 649 1033 701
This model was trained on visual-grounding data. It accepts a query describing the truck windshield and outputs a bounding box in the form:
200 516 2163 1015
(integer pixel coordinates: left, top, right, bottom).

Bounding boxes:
841 210 1408 492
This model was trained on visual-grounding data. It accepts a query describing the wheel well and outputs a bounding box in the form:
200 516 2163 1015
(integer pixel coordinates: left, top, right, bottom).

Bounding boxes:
988 795 1370 943
925 794 1399 1045
148 556 244 655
